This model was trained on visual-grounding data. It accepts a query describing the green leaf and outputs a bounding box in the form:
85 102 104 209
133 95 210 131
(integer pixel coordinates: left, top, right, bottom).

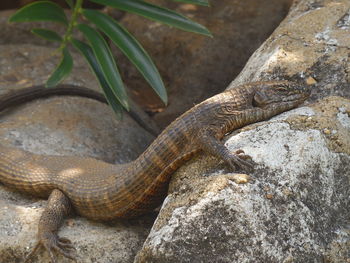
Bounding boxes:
46 47 73 87
72 38 123 117
89 0 212 36
171 0 209 6
65 0 74 9
77 24 129 109
9 1 68 26
31 28 63 42
82 9 167 105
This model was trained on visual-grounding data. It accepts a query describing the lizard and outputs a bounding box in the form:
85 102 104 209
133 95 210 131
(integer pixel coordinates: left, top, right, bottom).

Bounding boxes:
0 84 161 136
0 81 310 262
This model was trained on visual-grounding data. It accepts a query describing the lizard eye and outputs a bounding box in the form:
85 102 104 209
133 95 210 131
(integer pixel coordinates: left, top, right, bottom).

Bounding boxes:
225 105 233 111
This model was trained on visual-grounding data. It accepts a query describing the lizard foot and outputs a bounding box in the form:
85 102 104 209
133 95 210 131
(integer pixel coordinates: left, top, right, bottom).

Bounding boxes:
24 233 77 263
224 149 254 171
233 149 252 159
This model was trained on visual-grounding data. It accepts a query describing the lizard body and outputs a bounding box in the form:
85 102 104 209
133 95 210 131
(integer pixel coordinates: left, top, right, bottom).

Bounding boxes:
0 81 309 262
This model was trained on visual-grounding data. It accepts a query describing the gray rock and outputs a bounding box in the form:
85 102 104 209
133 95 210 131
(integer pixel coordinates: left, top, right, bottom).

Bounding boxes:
136 97 350 263
1 0 350 262
0 43 155 262
230 0 350 100
0 44 155 162
136 0 350 261
0 108 154 262
115 0 292 128
0 9 65 47
0 188 155 263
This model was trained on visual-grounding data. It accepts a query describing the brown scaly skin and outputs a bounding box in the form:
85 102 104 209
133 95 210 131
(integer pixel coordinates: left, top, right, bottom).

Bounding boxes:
0 84 160 136
0 81 310 262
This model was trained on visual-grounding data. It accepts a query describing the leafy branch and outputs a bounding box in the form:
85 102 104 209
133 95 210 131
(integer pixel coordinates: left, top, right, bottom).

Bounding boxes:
9 0 211 115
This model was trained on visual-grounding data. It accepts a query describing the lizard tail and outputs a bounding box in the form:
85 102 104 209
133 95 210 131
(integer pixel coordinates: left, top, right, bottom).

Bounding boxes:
0 84 160 136
0 85 106 111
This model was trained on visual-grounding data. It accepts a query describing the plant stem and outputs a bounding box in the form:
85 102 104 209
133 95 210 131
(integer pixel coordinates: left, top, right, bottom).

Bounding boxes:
60 0 83 50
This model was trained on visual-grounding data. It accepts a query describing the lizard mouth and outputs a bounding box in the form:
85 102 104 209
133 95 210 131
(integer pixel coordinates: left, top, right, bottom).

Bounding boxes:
281 92 310 103
254 92 310 111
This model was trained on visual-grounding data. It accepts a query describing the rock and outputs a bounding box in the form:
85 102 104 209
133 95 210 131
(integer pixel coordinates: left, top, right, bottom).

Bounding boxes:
0 93 154 263
0 43 156 262
0 9 160 136
230 0 350 100
136 97 350 263
0 44 154 163
116 0 292 128
0 44 97 93
1 0 350 262
0 9 67 47
136 0 350 262
0 189 155 263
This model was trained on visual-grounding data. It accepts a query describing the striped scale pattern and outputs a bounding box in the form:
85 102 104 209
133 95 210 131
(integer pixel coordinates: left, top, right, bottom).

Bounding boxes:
0 81 309 220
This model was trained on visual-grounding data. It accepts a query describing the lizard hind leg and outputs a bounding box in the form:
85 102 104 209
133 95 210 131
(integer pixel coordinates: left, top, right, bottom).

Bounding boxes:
24 189 77 263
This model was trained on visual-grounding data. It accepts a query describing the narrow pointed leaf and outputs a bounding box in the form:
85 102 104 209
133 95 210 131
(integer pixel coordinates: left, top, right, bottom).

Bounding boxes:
77 24 129 109
9 1 68 25
31 28 63 42
171 0 209 6
72 38 123 117
82 9 167 105
46 47 73 87
89 0 211 36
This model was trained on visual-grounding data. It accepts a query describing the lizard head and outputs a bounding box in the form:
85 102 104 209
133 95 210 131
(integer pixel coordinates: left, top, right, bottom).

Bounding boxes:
253 81 310 110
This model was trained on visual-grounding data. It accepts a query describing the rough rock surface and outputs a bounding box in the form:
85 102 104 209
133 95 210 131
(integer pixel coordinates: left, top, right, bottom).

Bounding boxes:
0 0 292 130
0 10 66 47
0 43 156 262
136 0 350 262
0 190 155 263
230 0 350 101
136 97 350 263
0 44 154 163
1 0 349 262
116 0 292 128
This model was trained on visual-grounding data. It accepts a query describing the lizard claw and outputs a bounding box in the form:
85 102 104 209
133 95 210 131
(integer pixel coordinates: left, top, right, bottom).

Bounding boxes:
24 233 77 263
58 237 76 250
234 149 245 155
224 149 254 171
